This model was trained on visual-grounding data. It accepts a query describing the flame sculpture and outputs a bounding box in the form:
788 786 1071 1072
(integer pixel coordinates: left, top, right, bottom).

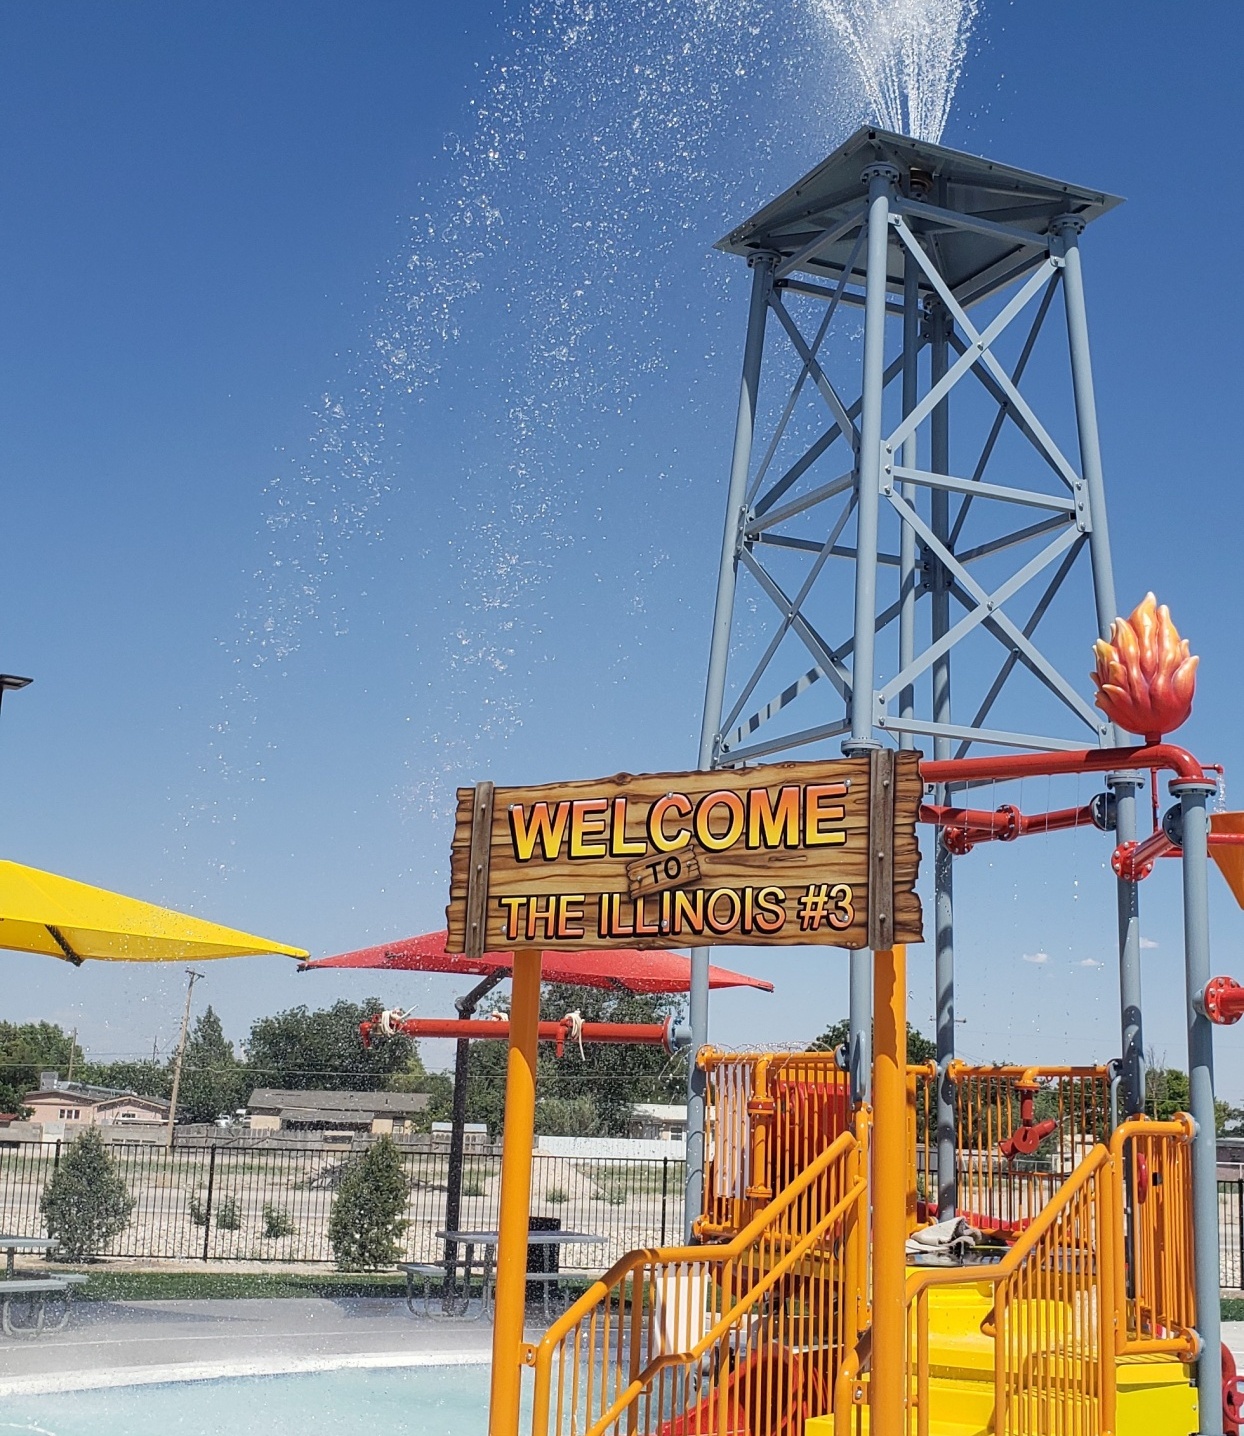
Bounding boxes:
1091 593 1198 741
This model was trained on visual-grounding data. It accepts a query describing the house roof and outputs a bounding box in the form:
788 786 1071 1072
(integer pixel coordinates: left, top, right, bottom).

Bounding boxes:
246 1088 430 1115
24 1089 168 1113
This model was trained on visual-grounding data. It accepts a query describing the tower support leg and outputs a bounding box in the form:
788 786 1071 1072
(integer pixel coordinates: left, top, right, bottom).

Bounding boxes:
1176 779 1223 1436
843 165 897 1107
688 255 774 1237
929 295 957 1220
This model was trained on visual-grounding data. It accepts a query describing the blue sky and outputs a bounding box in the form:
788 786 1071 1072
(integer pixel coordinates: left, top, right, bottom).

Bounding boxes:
2 1 1243 1096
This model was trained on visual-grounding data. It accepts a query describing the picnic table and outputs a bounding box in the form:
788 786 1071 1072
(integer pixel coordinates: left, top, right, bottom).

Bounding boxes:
405 1229 606 1320
0 1235 84 1337
0 1235 56 1277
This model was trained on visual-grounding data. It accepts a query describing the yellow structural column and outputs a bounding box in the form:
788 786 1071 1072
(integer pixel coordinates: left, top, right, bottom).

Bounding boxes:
871 944 908 1435
488 947 542 1436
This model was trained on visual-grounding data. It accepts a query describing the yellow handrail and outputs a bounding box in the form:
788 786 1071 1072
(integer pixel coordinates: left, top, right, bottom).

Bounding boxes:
899 1115 1197 1436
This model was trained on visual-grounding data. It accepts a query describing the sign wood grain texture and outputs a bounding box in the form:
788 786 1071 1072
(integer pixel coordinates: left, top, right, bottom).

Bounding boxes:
445 752 919 953
447 752 923 954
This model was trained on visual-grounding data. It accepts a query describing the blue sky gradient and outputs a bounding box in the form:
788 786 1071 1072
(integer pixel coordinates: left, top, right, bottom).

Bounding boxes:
2 1 1243 1095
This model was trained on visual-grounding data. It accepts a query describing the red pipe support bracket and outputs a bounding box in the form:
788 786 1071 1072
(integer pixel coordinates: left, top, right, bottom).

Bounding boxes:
1201 977 1244 1027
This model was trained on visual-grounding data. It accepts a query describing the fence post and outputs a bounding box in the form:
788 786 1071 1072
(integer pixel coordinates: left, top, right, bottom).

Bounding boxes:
660 1157 669 1248
1237 1178 1243 1289
52 1139 61 1174
202 1145 218 1262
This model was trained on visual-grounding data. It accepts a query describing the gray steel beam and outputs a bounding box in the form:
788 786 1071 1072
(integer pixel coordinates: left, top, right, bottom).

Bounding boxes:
930 290 957 1221
690 254 774 1239
844 164 898 1110
898 248 920 746
1176 779 1224 1436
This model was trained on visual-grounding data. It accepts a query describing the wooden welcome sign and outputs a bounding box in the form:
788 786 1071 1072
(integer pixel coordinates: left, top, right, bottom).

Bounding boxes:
446 750 923 955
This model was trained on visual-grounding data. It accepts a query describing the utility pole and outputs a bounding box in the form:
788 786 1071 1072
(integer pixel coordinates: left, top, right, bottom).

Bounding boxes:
165 969 205 1151
66 1028 77 1086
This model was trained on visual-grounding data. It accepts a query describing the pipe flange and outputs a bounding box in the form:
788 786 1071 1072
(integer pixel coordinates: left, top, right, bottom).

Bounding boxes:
860 162 901 188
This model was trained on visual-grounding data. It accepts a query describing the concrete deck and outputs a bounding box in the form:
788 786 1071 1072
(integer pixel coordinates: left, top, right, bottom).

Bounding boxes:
0 1297 500 1396
2 1301 1242 1400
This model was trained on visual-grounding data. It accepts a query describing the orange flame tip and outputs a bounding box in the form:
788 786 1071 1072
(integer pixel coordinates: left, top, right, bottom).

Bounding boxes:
1090 593 1198 740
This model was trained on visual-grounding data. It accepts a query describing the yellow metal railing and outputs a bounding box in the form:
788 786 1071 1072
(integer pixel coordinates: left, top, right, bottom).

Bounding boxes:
891 1116 1196 1436
525 1116 868 1436
914 1064 1113 1234
698 1049 851 1238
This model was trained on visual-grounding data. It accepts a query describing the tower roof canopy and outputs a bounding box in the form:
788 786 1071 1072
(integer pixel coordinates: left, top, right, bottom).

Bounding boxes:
717 127 1122 306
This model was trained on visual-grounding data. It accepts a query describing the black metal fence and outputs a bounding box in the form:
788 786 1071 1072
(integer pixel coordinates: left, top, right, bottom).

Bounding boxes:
0 1140 684 1271
1220 1178 1244 1289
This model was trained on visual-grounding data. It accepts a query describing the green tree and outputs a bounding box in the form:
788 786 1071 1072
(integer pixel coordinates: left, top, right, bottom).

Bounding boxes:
807 1018 937 1065
328 1136 409 1270
1146 1058 1230 1133
179 1006 247 1123
464 985 685 1139
39 1128 134 1259
80 1059 171 1101
537 1094 603 1136
246 998 418 1092
0 1021 84 1115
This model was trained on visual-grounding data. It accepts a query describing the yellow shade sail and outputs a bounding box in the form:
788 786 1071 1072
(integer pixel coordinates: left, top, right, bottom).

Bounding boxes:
0 859 308 964
1210 813 1244 911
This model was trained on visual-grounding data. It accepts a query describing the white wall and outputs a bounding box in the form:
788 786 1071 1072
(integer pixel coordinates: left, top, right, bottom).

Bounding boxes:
535 1135 686 1160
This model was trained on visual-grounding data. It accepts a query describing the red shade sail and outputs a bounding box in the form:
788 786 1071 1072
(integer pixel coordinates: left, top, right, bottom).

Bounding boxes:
300 929 773 995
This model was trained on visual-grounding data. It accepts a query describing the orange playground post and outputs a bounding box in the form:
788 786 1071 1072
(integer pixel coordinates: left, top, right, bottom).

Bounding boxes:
488 946 543 1436
871 944 908 1435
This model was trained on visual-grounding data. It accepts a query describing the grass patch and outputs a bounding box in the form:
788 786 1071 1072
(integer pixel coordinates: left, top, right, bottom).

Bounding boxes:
1222 1296 1244 1321
60 1270 411 1302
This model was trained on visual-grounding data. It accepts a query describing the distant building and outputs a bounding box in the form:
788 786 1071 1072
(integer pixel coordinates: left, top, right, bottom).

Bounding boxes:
22 1081 169 1132
246 1088 430 1136
627 1103 688 1142
431 1120 490 1151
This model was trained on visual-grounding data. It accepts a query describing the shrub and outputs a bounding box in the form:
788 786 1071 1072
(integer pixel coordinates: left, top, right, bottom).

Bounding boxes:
262 1204 297 1240
39 1128 134 1260
214 1196 241 1231
328 1137 409 1271
188 1196 209 1227
545 1187 569 1206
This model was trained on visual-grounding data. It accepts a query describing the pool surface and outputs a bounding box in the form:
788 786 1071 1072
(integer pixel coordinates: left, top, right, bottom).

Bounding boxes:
8 1363 495 1436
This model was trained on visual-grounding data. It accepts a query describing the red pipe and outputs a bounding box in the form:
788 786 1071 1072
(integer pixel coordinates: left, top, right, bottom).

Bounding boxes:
920 742 1208 789
360 1014 679 1057
1202 977 1244 1026
921 802 1096 855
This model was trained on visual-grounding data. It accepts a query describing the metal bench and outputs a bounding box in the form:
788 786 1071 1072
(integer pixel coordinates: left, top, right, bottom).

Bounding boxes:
1 1275 87 1337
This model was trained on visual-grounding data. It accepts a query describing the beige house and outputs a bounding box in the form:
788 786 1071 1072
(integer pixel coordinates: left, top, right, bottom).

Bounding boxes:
22 1086 169 1133
246 1088 430 1136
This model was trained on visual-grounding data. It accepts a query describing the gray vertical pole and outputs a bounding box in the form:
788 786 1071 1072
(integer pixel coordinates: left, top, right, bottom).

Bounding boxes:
1178 778 1223 1436
897 246 919 744
1056 216 1118 638
928 292 957 1220
843 165 897 1108
1110 774 1145 1115
689 254 774 1238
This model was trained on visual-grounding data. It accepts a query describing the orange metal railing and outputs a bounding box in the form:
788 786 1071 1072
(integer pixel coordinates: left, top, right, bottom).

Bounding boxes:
525 1116 868 1436
884 1116 1194 1436
698 1049 851 1238
913 1063 1113 1234
1110 1115 1198 1357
